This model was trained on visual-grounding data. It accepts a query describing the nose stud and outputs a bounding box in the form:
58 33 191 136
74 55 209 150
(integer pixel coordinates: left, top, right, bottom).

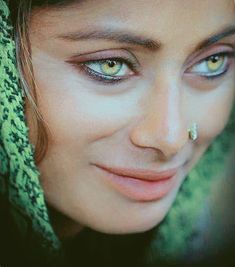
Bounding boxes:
188 122 198 141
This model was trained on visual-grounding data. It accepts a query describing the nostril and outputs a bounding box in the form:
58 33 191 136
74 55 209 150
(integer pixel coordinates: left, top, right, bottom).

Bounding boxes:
129 120 189 160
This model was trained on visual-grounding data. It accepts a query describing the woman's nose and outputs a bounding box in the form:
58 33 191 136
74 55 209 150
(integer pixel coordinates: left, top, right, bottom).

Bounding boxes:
129 80 188 160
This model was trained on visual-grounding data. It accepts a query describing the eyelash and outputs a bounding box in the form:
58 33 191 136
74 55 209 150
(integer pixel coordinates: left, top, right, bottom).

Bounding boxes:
79 57 139 84
191 51 235 81
75 51 235 85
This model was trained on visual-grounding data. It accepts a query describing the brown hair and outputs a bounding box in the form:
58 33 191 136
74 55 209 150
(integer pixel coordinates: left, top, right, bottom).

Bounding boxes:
11 0 77 164
12 0 48 164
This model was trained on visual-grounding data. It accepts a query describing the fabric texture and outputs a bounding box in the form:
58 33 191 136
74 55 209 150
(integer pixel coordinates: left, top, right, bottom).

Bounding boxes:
0 0 61 263
0 0 234 265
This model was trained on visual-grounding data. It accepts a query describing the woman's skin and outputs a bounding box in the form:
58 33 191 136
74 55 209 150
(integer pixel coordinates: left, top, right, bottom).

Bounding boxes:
27 0 235 239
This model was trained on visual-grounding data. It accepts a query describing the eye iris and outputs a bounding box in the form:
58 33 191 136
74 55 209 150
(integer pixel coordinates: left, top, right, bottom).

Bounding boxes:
100 60 122 75
206 55 224 72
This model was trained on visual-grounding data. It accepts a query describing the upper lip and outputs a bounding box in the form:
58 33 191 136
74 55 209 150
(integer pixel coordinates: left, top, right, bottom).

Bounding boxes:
92 163 179 181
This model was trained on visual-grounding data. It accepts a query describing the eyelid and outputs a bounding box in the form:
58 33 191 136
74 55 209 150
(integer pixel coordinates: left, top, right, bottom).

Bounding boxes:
185 44 235 69
186 50 235 74
66 49 142 86
82 56 139 74
67 48 140 68
81 58 135 79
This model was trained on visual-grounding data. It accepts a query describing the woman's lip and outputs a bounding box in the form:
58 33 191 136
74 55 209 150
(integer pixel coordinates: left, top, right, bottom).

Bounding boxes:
92 164 179 201
92 163 178 181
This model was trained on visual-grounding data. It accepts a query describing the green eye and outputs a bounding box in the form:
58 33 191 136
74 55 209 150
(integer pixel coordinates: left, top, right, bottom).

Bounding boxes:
206 54 225 72
85 59 131 79
189 52 232 79
76 54 139 84
100 60 123 76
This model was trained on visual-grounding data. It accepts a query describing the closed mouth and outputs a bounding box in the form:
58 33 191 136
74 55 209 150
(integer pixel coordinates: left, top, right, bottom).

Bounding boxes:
91 163 179 181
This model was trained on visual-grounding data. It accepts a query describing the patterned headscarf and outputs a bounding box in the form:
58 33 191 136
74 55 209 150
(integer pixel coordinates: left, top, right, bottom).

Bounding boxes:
0 0 234 265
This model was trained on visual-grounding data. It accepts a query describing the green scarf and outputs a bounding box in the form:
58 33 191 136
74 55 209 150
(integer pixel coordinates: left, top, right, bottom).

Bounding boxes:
0 0 234 265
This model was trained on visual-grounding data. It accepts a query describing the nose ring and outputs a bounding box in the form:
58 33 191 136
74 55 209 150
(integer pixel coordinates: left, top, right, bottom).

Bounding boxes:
188 122 198 141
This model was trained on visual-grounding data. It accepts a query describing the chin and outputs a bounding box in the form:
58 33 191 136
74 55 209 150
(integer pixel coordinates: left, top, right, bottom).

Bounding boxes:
90 219 162 235
87 206 169 235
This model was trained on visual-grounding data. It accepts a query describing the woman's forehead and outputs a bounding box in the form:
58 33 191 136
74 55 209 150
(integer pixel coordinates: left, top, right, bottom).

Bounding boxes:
31 0 235 41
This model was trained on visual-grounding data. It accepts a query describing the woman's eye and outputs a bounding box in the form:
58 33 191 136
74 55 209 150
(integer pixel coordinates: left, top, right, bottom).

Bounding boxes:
87 60 124 76
188 52 234 79
81 58 136 84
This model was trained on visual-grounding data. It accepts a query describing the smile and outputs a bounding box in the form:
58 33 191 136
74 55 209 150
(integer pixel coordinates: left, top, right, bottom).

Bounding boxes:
92 164 179 202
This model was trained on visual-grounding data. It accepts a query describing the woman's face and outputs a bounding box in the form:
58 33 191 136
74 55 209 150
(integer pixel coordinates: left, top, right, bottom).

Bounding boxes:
28 0 235 238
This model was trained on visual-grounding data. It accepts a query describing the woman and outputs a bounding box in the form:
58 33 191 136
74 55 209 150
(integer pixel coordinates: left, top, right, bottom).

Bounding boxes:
0 0 235 266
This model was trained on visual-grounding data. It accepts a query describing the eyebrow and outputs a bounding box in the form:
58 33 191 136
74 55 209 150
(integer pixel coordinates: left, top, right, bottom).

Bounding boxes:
57 29 161 51
196 24 235 50
57 24 235 52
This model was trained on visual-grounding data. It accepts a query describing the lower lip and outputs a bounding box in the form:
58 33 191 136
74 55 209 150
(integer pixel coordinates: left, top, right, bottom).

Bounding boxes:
94 166 177 202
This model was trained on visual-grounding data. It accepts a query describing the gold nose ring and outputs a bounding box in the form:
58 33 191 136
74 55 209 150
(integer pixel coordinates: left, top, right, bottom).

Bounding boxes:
188 122 198 141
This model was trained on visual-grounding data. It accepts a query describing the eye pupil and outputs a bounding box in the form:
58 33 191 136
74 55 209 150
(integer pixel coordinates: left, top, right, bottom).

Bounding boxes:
208 55 220 63
107 60 117 68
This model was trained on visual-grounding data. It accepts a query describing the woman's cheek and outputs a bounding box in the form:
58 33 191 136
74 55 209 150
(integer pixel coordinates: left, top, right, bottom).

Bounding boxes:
194 84 235 144
46 96 136 144
34 66 141 145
